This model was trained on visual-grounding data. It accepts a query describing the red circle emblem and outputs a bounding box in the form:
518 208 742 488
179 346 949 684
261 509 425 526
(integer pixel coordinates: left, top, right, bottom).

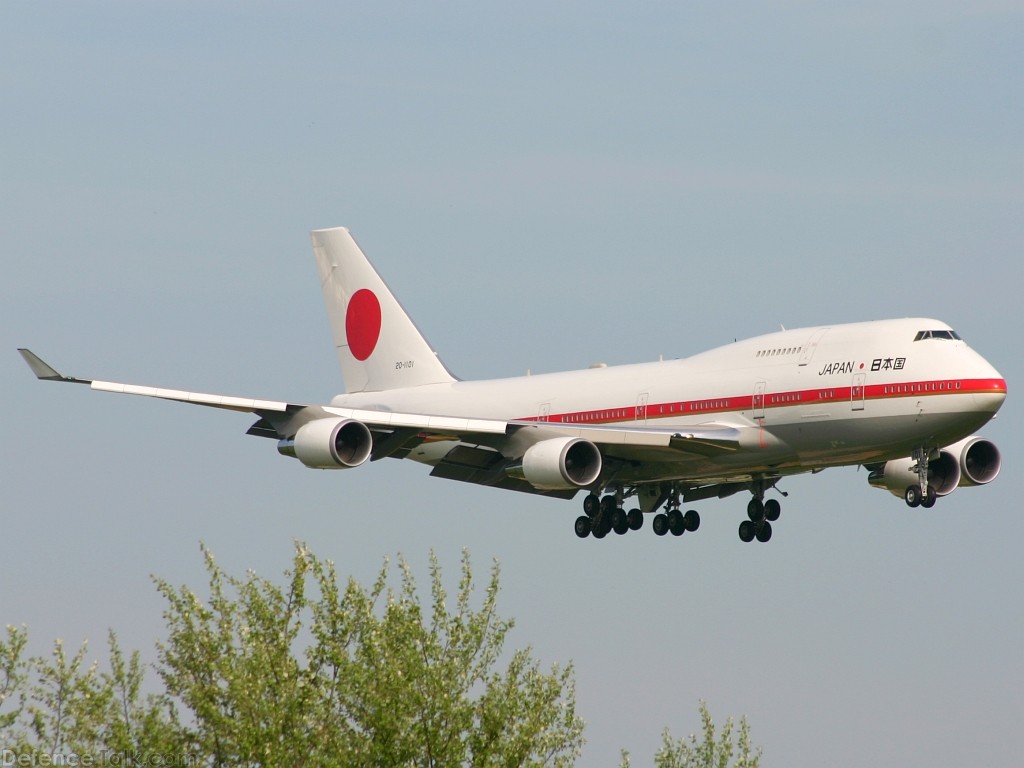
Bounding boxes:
346 289 382 361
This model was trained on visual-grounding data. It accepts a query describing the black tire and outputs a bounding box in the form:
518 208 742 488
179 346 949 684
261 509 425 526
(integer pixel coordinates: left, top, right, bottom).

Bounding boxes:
739 520 755 542
612 509 629 535
600 495 617 515
592 518 609 539
747 497 765 522
684 509 700 532
904 484 922 508
764 499 781 522
574 516 591 538
627 508 643 531
652 513 669 536
921 485 937 508
668 509 686 536
583 493 601 517
755 521 773 543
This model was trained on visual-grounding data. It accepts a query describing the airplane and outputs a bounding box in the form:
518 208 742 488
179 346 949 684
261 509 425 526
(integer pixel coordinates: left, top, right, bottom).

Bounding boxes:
19 226 1007 542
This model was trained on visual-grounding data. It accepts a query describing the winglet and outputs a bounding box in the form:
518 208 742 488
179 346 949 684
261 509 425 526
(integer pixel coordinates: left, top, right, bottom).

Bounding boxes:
17 349 91 384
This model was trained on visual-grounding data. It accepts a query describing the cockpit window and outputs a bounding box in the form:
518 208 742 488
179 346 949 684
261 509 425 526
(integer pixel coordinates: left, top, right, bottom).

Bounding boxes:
914 330 962 342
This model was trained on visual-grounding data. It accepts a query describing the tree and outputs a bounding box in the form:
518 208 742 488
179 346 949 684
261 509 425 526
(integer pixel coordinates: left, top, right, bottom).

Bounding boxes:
2 545 758 766
2 544 584 766
155 544 584 766
0 624 181 761
620 701 761 768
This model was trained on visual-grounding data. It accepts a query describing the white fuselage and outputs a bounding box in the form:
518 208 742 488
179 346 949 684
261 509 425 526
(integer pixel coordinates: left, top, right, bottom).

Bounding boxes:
329 317 1005 485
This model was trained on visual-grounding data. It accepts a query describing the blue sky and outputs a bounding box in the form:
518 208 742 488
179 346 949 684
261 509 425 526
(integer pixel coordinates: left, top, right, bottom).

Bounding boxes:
3 2 1021 765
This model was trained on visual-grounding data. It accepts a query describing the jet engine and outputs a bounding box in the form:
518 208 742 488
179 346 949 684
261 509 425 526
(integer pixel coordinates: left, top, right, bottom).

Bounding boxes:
952 435 1001 487
509 437 603 491
867 436 1001 498
278 417 373 469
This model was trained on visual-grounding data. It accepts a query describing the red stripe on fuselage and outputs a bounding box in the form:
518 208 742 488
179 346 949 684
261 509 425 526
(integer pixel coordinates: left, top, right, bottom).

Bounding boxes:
515 378 1006 425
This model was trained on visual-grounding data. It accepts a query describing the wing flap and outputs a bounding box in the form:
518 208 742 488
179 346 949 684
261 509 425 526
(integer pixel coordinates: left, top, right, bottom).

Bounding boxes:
429 444 577 499
509 421 742 455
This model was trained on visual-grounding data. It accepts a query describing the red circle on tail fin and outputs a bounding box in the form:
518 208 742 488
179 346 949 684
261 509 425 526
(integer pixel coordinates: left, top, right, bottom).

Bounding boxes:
346 289 382 361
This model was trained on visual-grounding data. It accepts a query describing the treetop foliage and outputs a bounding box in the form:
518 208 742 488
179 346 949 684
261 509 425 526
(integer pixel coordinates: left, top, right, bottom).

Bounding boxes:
2 544 583 767
1 543 759 767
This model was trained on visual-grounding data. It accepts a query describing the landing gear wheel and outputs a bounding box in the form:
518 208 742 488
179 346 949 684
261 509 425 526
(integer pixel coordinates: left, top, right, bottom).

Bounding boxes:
667 509 686 536
583 493 601 517
747 498 765 522
600 495 617 515
921 486 937 508
574 516 591 538
755 521 773 543
764 499 781 522
612 509 629 535
904 484 922 508
627 508 643 531
684 509 700 532
653 513 669 536
739 520 755 543
592 517 609 538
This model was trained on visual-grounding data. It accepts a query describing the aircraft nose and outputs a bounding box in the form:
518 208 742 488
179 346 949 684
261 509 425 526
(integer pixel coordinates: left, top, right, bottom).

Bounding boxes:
972 354 1006 415
975 378 1006 414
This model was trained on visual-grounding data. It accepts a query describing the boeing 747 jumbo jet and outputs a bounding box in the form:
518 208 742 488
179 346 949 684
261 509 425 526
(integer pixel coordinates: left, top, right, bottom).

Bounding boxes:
20 227 1007 541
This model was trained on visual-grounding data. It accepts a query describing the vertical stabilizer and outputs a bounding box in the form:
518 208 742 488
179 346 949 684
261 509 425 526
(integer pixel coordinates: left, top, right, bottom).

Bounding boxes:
311 227 457 393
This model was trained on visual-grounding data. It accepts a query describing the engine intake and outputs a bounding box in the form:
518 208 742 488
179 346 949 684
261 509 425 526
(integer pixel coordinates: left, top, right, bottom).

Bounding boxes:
278 418 373 469
867 435 1001 498
954 436 1001 486
509 437 602 491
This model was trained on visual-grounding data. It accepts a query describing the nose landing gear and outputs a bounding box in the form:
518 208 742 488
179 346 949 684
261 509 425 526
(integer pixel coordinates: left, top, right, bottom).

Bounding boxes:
904 446 938 508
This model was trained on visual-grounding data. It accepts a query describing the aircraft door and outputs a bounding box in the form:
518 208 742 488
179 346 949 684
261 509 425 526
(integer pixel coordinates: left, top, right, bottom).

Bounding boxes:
635 392 649 424
753 381 767 421
798 328 830 366
851 373 866 411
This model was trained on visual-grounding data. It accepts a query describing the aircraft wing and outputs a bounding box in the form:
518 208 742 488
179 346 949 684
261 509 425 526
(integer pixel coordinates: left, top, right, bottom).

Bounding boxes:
18 349 509 449
508 421 742 456
324 406 508 438
19 348 294 414
19 349 740 467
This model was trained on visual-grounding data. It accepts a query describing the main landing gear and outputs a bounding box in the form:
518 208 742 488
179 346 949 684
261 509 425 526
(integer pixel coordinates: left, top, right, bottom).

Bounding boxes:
903 446 938 508
574 484 700 540
573 481 785 544
575 489 646 539
651 485 700 538
737 481 782 544
737 497 780 543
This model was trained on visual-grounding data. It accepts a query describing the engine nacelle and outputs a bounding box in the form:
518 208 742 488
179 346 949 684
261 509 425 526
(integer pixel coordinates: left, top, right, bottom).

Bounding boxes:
278 418 373 469
948 435 1001 487
509 437 602 491
867 435 1001 498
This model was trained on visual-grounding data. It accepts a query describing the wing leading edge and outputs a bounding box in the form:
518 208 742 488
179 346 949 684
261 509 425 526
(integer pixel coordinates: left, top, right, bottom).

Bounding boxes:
19 348 740 451
19 349 292 414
